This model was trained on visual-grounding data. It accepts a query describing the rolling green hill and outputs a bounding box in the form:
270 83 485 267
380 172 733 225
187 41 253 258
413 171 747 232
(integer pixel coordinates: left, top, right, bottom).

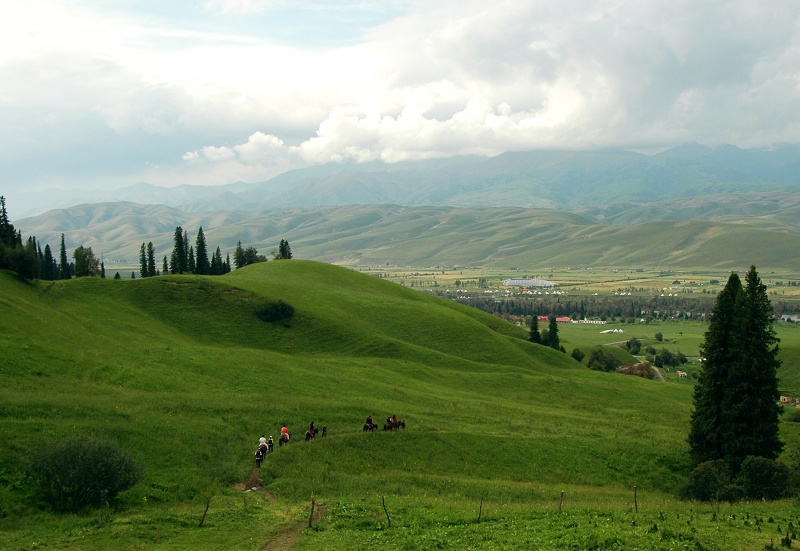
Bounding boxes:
1 262 797 549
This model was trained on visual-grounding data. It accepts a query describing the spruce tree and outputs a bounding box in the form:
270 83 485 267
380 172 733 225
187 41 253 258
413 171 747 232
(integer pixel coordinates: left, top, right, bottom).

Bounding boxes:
139 243 148 278
195 227 209 274
146 242 156 277
42 244 56 281
188 246 196 274
59 234 70 279
170 227 185 274
547 314 560 350
688 273 742 466
721 266 783 471
688 267 783 474
528 316 541 343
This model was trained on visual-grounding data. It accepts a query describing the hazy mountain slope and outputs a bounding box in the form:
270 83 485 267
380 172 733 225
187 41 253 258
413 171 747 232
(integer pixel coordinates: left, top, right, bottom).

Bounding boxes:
10 144 800 220
16 203 800 271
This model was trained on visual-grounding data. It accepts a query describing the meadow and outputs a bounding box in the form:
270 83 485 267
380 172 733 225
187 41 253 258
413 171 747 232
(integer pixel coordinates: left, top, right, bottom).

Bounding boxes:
0 261 798 550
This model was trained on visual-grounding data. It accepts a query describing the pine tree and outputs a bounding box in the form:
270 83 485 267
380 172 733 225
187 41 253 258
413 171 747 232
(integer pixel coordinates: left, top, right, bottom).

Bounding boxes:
688 273 742 466
162 256 168 275
195 227 209 274
688 267 783 474
188 246 196 274
234 241 245 270
41 244 56 281
721 266 783 471
170 227 185 274
547 314 560 350
59 234 70 279
183 230 190 272
139 243 148 278
146 242 156 277
528 316 541 343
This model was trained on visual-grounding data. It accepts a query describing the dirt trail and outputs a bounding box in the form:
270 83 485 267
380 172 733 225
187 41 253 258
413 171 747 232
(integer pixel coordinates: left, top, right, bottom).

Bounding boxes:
236 466 324 550
260 504 325 551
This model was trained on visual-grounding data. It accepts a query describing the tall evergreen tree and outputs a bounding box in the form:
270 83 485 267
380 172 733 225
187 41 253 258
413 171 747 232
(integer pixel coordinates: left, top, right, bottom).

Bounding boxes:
162 255 169 275
195 227 209 275
721 266 783 471
139 243 148 278
146 242 156 277
59 233 70 279
170 227 185 274
183 230 190 272
41 244 57 281
688 273 742 466
234 241 245 270
547 314 560 350
688 267 783 474
188 246 196 274
528 316 541 344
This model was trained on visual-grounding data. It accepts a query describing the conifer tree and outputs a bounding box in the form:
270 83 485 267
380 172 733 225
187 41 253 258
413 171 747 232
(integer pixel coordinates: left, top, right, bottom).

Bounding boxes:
688 273 742 466
547 314 560 350
188 246 196 274
195 227 209 274
59 234 70 279
139 243 148 278
41 244 57 281
162 256 169 275
688 266 783 473
170 227 185 274
146 242 156 277
528 316 541 343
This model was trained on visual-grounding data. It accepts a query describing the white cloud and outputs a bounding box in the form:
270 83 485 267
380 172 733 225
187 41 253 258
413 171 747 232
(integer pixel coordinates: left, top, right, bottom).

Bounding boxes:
2 0 800 191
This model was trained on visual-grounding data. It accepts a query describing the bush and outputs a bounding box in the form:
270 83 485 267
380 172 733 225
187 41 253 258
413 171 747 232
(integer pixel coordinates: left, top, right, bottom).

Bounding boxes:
28 435 142 512
570 348 585 362
586 347 619 372
254 299 295 323
736 456 790 500
678 460 731 501
679 457 792 502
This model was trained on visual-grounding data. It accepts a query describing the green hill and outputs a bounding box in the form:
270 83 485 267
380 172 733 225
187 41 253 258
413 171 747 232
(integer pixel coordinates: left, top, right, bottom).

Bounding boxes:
0 262 797 549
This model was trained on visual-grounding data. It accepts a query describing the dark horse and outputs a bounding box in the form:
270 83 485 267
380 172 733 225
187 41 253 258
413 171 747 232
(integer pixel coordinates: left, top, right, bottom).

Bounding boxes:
305 428 317 441
255 446 266 467
279 433 290 446
363 423 376 432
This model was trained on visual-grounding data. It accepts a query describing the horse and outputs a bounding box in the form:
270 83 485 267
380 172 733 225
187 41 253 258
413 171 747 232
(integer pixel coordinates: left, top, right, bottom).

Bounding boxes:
305 428 316 441
383 422 394 431
363 423 376 432
279 433 290 447
254 447 265 467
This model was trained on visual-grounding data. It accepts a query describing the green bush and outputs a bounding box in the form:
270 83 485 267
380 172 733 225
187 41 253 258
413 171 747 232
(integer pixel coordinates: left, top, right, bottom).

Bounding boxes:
587 347 619 372
570 348 585 362
736 456 790 500
28 435 142 512
678 460 731 501
254 299 295 323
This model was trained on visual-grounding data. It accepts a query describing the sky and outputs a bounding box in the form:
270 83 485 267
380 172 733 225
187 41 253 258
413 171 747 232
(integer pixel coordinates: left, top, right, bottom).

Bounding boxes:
2 0 800 205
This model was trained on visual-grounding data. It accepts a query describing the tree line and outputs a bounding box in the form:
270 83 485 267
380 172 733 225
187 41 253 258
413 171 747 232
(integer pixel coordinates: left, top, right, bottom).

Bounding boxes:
1 197 292 282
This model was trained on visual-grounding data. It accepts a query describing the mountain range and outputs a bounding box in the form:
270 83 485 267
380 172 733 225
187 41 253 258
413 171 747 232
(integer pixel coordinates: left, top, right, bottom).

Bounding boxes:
12 143 800 270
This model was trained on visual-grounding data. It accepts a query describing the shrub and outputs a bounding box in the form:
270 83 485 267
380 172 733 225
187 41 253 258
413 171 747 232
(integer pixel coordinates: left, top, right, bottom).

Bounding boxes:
570 348 585 362
736 456 790 500
678 460 731 501
254 299 295 323
787 411 800 423
586 347 619 372
28 435 142 512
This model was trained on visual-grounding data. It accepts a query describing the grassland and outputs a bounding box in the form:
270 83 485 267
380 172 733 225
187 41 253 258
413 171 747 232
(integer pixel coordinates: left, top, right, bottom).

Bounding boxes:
1 261 798 550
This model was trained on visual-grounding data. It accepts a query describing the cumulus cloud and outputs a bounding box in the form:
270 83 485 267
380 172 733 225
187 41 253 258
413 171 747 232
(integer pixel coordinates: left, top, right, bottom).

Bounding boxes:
2 0 800 191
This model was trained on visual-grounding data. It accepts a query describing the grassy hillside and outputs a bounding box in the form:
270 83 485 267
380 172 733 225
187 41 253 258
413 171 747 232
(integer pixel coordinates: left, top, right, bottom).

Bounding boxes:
1 263 797 549
16 204 800 272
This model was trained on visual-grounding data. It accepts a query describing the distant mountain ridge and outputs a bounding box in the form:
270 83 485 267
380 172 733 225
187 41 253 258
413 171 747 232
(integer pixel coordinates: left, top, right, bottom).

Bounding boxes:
11 144 800 270
11 143 800 220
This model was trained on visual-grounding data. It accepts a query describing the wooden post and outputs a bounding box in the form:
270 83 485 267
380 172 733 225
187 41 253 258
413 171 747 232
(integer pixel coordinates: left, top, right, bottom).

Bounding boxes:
558 491 564 513
634 486 638 513
477 493 485 523
199 495 211 527
382 496 392 528
308 497 316 527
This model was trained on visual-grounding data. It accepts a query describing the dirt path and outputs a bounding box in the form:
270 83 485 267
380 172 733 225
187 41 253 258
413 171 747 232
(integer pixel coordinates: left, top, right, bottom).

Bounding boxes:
260 504 325 551
236 466 324 550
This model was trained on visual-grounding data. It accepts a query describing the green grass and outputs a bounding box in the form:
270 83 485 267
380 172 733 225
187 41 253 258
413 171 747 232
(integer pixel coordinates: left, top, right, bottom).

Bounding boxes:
0 262 798 550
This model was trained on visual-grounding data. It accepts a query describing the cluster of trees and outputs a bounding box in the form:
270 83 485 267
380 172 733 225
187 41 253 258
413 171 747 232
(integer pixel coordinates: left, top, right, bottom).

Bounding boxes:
1 197 103 280
684 266 789 501
528 315 565 352
139 226 233 278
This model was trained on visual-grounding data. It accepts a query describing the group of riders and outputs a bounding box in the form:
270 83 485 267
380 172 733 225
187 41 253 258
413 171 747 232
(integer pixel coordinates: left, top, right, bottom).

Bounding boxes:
363 414 406 432
254 421 327 467
255 415 407 467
